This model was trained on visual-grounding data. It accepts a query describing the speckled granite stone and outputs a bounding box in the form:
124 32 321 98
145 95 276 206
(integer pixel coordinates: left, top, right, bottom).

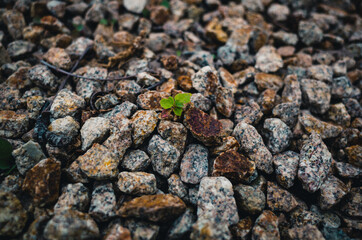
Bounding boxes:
124 219 160 240
263 118 292 154
50 89 85 119
300 79 331 115
272 102 300 127
80 117 110 151
190 93 212 112
191 66 220 97
190 215 232 240
0 110 29 138
215 86 235 117
341 187 361 217
287 224 325 240
254 72 283 92
102 101 137 118
267 181 298 212
334 161 361 178
282 74 302 106
168 174 188 200
117 171 157 195
28 64 59 92
103 224 131 240
137 91 170 111
252 210 280 240
234 100 263 125
255 46 283 73
121 150 151 171
167 208 196 239
43 47 72 70
54 183 89 212
273 151 299 188
89 183 117 222
65 37 94 58
319 175 349 210
180 144 208 184
158 120 187 154
132 110 158 146
12 140 46 175
234 183 265 215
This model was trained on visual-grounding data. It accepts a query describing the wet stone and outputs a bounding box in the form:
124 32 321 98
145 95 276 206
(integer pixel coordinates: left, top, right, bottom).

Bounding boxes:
89 183 117 222
132 110 158 146
287 224 325 240
263 118 292 154
47 116 80 147
80 117 110 151
298 21 323 46
327 103 351 126
167 208 195 239
190 93 212 112
117 171 157 195
234 183 265 215
22 158 61 206
319 175 349 210
121 150 151 172
12 140 46 175
119 194 186 223
50 89 86 119
0 191 28 237
2 10 26 40
147 135 180 178
158 120 187 154
273 151 299 189
272 103 300 127
213 150 257 183
190 217 232 240
300 79 331 114
298 133 332 193
215 86 235 117
43 47 72 70
124 219 160 240
254 72 283 92
104 224 131 240
197 176 239 226
307 65 333 83
191 66 220 97
180 144 208 184
255 46 283 73
168 174 188 200
267 181 298 212
137 91 169 111
29 64 59 92
77 143 119 180
235 100 263 125
7 40 35 58
43 209 100 240
54 183 90 212
184 107 223 146
65 37 94 58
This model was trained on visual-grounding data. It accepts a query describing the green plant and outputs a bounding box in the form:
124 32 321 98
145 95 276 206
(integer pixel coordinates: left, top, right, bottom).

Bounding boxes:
160 93 192 116
0 138 13 170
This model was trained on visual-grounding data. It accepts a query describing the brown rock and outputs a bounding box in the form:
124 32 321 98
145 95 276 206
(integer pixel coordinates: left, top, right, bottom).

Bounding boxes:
177 75 193 91
137 91 170 111
267 181 298 212
0 110 29 138
254 73 283 92
150 6 169 25
345 145 362 168
43 47 72 70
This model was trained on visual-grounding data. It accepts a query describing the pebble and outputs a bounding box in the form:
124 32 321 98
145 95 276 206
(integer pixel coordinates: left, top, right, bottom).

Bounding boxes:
117 171 157 195
298 21 323 46
80 117 110 151
282 74 302 106
43 47 72 70
116 80 142 102
0 84 23 111
167 208 196 239
215 86 235 117
123 0 147 14
263 118 292 154
287 224 325 240
50 89 86 119
267 3 290 22
146 33 171 52
327 103 351 126
22 158 61 206
273 31 298 46
254 73 284 92
2 10 26 40
230 217 253 239
255 46 283 73
104 224 131 240
43 209 100 240
147 135 180 178
191 66 220 97
47 116 79 144
218 67 238 92
252 210 280 240
119 194 186 222
297 133 332 192
7 40 35 58
331 76 355 99
334 161 361 178
89 183 117 222
77 143 119 180
197 176 239 226
75 67 106 100
319 175 349 210
234 183 265 214
272 102 300 127
65 160 89 184
273 151 299 189
341 187 361 217
12 140 45 175
123 219 160 240
168 174 188 201
267 181 298 212
137 72 160 87
158 120 187 154
300 79 331 114
102 101 137 118
190 216 232 240
289 208 321 227
121 150 151 172
258 89 278 114
132 110 158 146
234 100 263 125
137 91 170 111
307 65 333 83
54 183 90 212
179 144 209 184
65 37 94 58
28 64 59 92
190 93 212 112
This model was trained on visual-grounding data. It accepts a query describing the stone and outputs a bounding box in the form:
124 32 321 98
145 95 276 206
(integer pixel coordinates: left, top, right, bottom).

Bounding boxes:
115 80 142 102
146 33 171 52
43 47 72 70
47 116 80 147
273 151 299 189
123 219 160 240
29 64 59 92
272 103 300 127
43 210 100 240
132 110 158 146
331 76 354 99
89 183 117 222
102 101 137 118
213 150 257 183
75 67 106 100
117 171 157 195
267 181 298 212
167 208 196 239
121 150 151 172
287 224 325 240
255 46 283 73
263 118 292 154
234 184 265 214
282 74 302 106
12 140 45 175
180 144 209 184
300 79 331 114
80 117 110 151
158 120 187 154
211 136 240 155
50 89 86 119
123 0 147 13
197 177 239 226
147 135 180 178
327 103 351 126
252 210 280 240
215 86 235 117
0 84 23 111
2 10 26 40
168 174 188 201
191 66 220 97
190 217 232 240
137 72 160 87
334 161 361 178
298 133 332 192
27 96 45 120
230 217 253 240
40 15 69 33
77 143 119 180
7 40 35 58
119 194 186 223
307 65 333 83
137 91 169 111
341 187 361 217
235 100 263 125
258 89 277 114
65 160 89 184
233 122 273 174
65 37 94 58
242 0 264 12
54 183 89 212
6 66 32 91
319 175 349 210
46 0 66 18
345 145 362 167
22 158 61 206
267 4 289 21
0 175 23 194
104 224 131 240
298 21 323 46
273 31 298 45
299 112 343 139
125 59 149 76
254 73 283 92
190 93 212 112
219 67 238 92
184 107 223 146
289 208 321 227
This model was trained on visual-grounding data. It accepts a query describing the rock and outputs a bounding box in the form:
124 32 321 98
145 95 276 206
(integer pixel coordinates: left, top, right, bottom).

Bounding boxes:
219 67 238 92
327 103 351 126
298 21 323 46
213 150 257 183
299 112 343 139
12 140 45 175
233 122 273 174
167 208 196 239
121 150 151 172
267 181 298 212
300 79 331 114
29 64 59 92
307 65 333 83
117 171 157 195
273 31 298 46
242 0 264 12
319 175 349 210
254 73 283 92
168 174 188 201
2 10 26 40
0 175 23 194
287 224 325 240
158 120 187 154
190 93 212 112
132 110 158 146
331 76 354 99
255 46 283 73
298 133 332 192
77 143 119 180
197 177 239 226
234 184 265 214
0 84 23 111
146 33 171 52
230 217 253 240
46 0 66 18
119 194 186 223
282 74 302 106
43 47 72 70
80 117 110 151
289 208 321 227
345 145 362 167
47 116 80 147
65 160 89 184
137 72 160 87
184 107 223 146
341 187 361 217
102 101 137 118
258 89 277 114
190 216 232 240
22 158 61 206
252 210 280 240
335 161 361 178
65 37 94 58
75 67 106 100
43 210 100 240
124 219 160 240
54 183 89 212
215 86 235 117
104 224 131 240
115 80 142 102
137 91 169 111
50 89 86 119
267 4 289 22
147 135 180 178
0 192 27 237
272 103 300 127
235 100 263 125
180 144 209 184
7 40 35 58
125 59 149 76
89 183 117 222
263 118 292 154
191 66 220 97
211 136 239 155
273 151 299 188
123 0 147 13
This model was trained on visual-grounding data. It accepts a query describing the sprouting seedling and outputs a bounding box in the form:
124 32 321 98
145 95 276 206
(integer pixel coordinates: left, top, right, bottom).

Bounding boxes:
160 93 192 116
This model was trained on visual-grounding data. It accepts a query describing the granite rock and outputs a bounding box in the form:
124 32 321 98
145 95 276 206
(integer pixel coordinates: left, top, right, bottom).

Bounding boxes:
267 181 298 212
132 110 158 146
12 140 46 175
117 171 157 195
319 175 349 210
255 46 283 73
121 150 151 172
263 118 292 154
300 79 331 114
54 183 89 212
158 120 187 154
252 210 280 240
180 144 209 184
50 89 85 119
89 183 117 222
80 117 110 151
273 151 299 188
234 184 265 215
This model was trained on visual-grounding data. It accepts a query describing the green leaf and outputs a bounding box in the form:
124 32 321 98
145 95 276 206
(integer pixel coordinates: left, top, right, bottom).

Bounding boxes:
142 9 150 18
161 0 170 8
173 107 183 116
160 96 174 109
174 93 192 105
75 24 84 32
100 18 108 25
33 17 41 24
0 138 13 170
176 50 181 57
111 19 117 25
175 102 184 108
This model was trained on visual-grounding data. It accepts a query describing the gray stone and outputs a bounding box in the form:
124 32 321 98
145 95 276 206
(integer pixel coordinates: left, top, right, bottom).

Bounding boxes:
273 151 299 189
158 120 187 154
123 0 148 13
299 21 323 46
50 89 86 119
252 210 280 240
168 174 188 200
300 79 331 114
180 144 209 184
190 216 232 240
29 65 59 92
234 183 265 214
168 208 196 239
54 183 89 212
117 171 157 195
319 175 348 210
121 150 151 172
80 117 110 151
89 183 117 222
7 40 35 58
132 110 158 146
191 66 220 97
263 118 292 154
12 140 46 175
190 93 212 112
124 219 160 240
255 46 283 73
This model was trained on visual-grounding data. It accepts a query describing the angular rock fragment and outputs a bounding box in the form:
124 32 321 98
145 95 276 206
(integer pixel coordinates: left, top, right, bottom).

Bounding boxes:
230 217 253 240
273 151 299 189
282 74 302 106
319 175 349 210
300 79 331 114
168 174 188 200
254 72 283 92
190 93 212 112
307 65 333 83
263 118 292 154
287 224 325 240
117 171 157 195
132 110 158 146
65 37 94 58
137 91 169 111
2 10 26 40
331 76 355 99
191 66 220 97
104 224 131 240
255 46 283 73
234 100 263 125
299 112 343 139
345 145 362 167
252 210 280 240
43 47 72 70
334 161 361 178
267 181 298 212
50 89 85 119
158 120 187 154
47 116 80 147
12 140 46 175
54 183 89 212
121 150 151 172
180 144 209 184
341 187 361 217
29 64 59 92
299 21 323 46
89 183 117 222
123 219 160 240
234 184 265 215
272 103 300 127
190 216 232 240
327 103 351 126
215 86 235 117
7 40 35 58
80 117 110 151
167 208 196 239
